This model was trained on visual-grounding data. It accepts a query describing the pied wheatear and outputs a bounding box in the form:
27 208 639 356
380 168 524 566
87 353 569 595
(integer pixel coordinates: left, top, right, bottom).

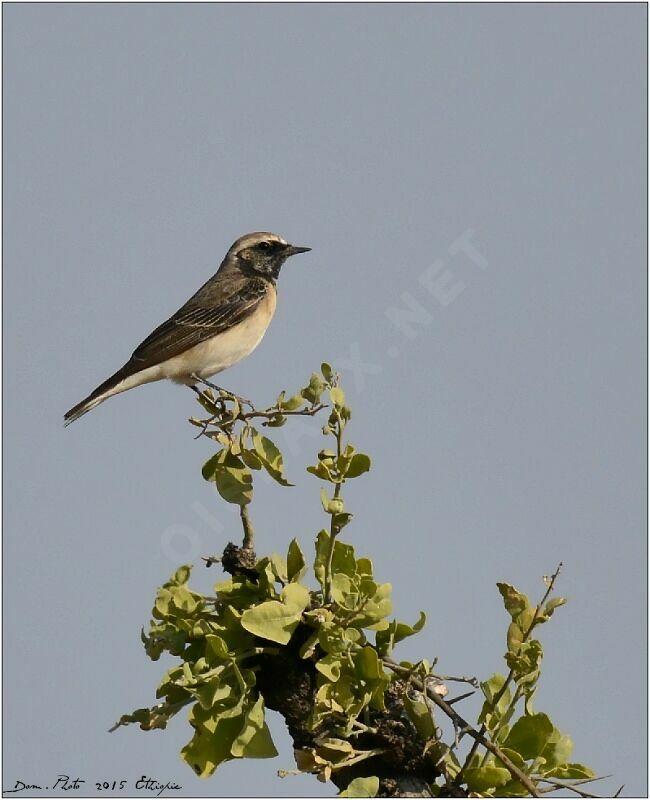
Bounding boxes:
64 232 311 425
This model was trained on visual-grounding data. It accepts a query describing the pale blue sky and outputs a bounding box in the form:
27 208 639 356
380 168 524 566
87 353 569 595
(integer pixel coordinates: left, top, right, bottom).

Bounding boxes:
3 3 646 797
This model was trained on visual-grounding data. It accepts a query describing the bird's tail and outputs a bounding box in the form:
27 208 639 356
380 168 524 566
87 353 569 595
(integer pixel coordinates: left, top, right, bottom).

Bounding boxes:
64 366 132 426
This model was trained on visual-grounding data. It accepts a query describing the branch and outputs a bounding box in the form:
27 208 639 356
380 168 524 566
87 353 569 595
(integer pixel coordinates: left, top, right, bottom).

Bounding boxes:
236 403 327 424
384 659 542 798
323 407 344 604
192 391 327 437
240 505 255 550
460 563 564 774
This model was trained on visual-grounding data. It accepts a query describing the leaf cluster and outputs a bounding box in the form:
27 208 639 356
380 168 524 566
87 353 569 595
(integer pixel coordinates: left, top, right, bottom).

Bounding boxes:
114 536 427 785
454 577 594 796
113 367 602 799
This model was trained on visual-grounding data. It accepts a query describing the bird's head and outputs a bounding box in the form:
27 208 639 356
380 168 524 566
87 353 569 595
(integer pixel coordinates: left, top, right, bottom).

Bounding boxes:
228 232 311 280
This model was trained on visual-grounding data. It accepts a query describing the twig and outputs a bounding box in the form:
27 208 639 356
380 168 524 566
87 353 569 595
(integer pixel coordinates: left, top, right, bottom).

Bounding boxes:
445 690 475 706
236 404 327 423
536 779 599 798
431 672 479 688
194 394 327 433
201 555 222 567
108 697 193 733
240 505 255 550
536 775 612 796
384 659 542 798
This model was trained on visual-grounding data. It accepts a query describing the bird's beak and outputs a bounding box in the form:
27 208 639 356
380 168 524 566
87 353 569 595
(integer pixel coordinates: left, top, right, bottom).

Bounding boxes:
284 244 312 257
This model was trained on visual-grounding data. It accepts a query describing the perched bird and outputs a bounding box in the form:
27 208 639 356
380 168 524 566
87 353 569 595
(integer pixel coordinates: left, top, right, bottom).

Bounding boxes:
64 232 311 425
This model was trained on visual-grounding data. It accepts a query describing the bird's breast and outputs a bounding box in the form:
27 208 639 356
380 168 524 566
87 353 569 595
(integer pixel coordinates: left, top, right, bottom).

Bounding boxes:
161 286 277 383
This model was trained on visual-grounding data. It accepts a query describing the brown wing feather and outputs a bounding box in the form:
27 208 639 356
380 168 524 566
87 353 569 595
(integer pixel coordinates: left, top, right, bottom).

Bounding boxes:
128 278 269 371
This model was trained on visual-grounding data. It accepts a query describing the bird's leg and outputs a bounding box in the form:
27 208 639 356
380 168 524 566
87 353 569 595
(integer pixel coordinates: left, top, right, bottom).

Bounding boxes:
188 383 222 439
190 374 252 407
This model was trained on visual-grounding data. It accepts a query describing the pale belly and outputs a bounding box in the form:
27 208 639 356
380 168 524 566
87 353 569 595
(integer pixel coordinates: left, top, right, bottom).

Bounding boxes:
99 287 277 403
160 289 276 383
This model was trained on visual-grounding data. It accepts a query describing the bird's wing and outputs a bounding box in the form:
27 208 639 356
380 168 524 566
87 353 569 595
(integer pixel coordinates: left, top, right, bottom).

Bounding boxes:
128 278 269 370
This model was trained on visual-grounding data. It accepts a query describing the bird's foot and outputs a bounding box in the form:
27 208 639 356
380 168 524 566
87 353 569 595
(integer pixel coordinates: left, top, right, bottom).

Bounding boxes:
190 375 253 408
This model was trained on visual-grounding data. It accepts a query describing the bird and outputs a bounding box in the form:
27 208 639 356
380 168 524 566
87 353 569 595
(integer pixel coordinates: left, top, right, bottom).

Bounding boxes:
64 231 311 425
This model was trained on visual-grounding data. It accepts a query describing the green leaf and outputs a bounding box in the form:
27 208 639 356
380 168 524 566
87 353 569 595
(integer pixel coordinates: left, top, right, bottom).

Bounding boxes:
330 386 345 407
317 737 355 760
240 449 263 470
287 538 307 582
302 373 326 403
321 362 334 382
339 776 379 797
205 634 231 660
404 694 436 740
331 539 357 578
345 453 371 478
499 747 527 770
375 612 426 655
214 462 253 505
318 624 345 655
314 529 330 589
201 450 225 481
320 488 330 511
182 706 244 778
173 565 192 585
203 450 253 505
331 573 355 607
315 654 342 682
503 712 554 760
499 780 530 797
464 765 512 792
251 428 293 486
507 622 524 653
230 696 278 758
237 720 277 759
425 743 461 780
517 606 536 632
280 392 305 411
332 512 354 534
497 583 530 620
240 583 310 645
307 462 334 481
351 583 392 628
478 673 511 732
543 596 568 618
545 762 595 780
540 729 574 770
505 639 544 688
269 553 288 584
354 646 383 680
299 629 320 659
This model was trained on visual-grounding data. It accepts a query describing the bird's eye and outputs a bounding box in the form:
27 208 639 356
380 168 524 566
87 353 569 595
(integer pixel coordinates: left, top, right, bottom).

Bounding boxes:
258 241 271 250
